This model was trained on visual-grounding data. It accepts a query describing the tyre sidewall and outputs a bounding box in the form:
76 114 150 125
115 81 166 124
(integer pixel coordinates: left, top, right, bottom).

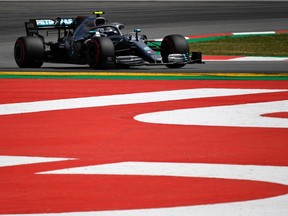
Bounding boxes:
161 34 189 68
87 37 115 69
14 36 44 68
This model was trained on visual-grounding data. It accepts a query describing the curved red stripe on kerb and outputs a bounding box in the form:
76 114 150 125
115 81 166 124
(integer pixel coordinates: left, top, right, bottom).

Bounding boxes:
1 175 288 214
0 79 288 214
203 55 242 60
276 30 288 34
262 112 288 119
188 33 232 39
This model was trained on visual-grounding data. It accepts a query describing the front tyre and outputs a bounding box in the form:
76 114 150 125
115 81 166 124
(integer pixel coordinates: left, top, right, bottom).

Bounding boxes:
87 37 115 69
161 34 189 68
14 36 44 68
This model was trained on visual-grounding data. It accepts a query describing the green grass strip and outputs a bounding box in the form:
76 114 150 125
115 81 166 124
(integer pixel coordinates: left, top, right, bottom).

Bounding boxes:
1 72 288 80
189 34 288 57
148 34 288 57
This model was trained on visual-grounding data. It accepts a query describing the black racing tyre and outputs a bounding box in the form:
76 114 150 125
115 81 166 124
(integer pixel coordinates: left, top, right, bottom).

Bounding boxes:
161 34 189 68
14 36 44 68
87 37 115 69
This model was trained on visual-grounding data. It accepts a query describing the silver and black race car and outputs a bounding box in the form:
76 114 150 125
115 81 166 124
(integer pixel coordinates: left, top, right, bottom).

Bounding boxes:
14 11 203 69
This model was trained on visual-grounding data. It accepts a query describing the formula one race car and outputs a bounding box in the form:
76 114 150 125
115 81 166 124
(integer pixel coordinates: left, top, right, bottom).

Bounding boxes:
14 11 203 69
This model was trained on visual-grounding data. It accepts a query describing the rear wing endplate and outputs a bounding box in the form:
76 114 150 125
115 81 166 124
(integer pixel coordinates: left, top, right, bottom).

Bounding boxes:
25 18 77 36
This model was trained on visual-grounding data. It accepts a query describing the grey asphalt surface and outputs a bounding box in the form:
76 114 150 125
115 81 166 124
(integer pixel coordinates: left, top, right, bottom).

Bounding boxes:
0 1 288 73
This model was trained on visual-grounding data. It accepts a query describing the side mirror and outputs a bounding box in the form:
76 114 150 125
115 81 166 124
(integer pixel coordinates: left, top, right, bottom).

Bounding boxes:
118 24 125 30
134 28 141 41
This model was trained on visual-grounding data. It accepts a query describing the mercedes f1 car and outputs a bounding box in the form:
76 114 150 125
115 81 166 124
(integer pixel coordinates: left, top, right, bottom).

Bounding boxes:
14 11 203 69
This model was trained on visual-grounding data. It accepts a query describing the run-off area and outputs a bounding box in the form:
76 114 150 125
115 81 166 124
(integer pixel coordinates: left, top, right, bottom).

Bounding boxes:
0 79 287 215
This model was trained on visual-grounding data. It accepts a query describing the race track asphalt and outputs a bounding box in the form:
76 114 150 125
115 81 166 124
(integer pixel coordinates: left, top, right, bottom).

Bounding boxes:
1 3 288 214
0 1 288 73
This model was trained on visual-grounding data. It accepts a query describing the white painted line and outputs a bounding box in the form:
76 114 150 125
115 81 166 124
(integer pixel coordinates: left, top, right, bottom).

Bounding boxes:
33 162 288 216
3 194 288 216
0 88 284 115
232 31 276 36
229 56 288 61
0 155 73 167
135 100 288 128
204 56 288 61
40 161 288 185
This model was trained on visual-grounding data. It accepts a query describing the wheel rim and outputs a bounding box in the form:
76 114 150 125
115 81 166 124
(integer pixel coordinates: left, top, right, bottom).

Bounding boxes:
161 38 175 63
88 40 100 68
14 40 25 64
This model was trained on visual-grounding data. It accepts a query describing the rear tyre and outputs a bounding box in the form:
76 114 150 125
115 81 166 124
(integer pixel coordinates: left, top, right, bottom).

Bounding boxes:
14 36 44 68
87 37 115 69
161 34 189 68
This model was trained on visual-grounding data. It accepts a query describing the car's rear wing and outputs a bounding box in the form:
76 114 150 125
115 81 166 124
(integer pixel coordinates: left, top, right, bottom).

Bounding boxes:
25 18 77 36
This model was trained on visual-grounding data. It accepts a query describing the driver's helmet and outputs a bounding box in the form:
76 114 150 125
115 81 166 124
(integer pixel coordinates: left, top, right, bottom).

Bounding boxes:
105 27 113 34
94 17 106 26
